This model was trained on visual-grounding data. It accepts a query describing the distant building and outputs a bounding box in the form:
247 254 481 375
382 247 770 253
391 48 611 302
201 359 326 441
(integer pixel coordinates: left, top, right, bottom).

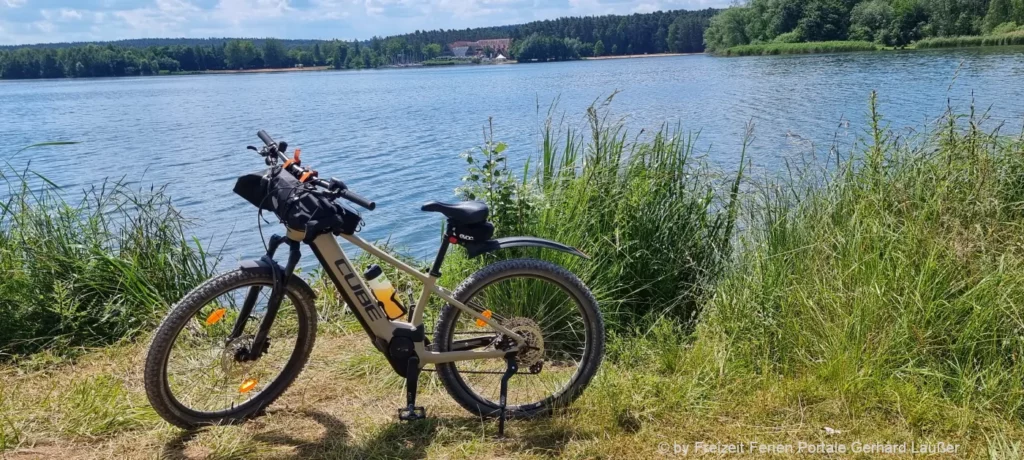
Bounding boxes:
447 39 511 58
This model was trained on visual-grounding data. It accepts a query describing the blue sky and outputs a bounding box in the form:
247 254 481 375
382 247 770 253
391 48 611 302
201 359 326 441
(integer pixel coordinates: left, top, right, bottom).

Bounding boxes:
0 0 728 46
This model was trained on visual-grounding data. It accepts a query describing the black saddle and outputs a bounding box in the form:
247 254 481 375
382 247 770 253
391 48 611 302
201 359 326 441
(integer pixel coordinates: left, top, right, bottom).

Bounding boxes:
421 201 489 224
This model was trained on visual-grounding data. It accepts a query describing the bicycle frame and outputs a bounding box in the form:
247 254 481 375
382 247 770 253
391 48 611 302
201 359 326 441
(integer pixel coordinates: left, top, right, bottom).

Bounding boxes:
299 229 526 365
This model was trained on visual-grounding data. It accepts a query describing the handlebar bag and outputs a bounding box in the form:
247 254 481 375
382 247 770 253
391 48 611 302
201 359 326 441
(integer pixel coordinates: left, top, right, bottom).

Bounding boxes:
233 167 362 240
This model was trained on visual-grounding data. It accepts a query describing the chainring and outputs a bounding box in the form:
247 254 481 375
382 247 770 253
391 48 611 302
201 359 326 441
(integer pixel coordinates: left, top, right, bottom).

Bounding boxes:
495 317 545 368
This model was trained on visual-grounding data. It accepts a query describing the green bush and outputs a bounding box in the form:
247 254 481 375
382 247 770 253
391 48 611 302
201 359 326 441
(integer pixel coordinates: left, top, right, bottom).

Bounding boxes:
0 146 214 358
991 21 1023 34
772 31 803 43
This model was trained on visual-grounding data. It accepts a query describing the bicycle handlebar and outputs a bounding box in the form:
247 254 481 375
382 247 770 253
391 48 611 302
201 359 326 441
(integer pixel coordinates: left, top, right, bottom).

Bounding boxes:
257 130 275 147
338 189 376 210
252 130 376 211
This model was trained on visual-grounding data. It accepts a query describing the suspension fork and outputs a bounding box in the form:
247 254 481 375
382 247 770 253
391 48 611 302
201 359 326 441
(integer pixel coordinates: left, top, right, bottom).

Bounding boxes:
230 234 302 361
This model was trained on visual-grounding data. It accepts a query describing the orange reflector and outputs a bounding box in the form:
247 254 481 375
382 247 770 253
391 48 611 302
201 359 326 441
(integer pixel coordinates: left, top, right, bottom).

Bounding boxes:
205 308 227 326
476 310 492 327
239 378 258 393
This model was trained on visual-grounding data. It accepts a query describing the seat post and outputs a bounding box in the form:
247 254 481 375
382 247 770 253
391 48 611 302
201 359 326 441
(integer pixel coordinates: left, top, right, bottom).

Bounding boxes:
429 233 451 278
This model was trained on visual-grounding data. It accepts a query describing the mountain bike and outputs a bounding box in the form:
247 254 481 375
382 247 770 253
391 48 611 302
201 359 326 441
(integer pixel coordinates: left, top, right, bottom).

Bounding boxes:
143 131 604 435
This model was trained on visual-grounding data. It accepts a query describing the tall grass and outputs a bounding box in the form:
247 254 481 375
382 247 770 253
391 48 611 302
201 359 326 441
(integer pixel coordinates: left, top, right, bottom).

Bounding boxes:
721 40 878 56
0 147 214 358
459 96 745 331
698 93 1024 419
915 31 1024 49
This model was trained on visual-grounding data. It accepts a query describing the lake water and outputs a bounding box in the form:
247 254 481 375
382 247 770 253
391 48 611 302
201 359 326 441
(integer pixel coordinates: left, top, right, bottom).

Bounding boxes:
2 49 1023 262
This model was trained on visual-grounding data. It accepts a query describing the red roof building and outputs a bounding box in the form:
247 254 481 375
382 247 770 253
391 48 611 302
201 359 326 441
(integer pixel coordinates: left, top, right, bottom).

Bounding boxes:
449 39 512 57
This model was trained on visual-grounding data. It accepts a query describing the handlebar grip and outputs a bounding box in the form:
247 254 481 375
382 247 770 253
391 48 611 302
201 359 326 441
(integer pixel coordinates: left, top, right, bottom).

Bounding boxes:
257 130 275 147
340 190 376 211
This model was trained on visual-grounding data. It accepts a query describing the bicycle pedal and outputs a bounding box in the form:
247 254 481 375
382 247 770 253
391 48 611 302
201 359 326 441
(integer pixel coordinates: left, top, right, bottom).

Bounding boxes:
398 406 426 421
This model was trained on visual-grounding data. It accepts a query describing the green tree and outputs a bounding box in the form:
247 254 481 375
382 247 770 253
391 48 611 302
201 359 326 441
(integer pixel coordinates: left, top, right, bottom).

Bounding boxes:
890 0 928 45
984 0 1015 32
668 15 709 52
511 33 582 62
594 39 606 55
704 7 752 51
797 0 849 41
361 47 375 68
224 40 258 69
422 43 442 59
850 0 895 43
262 38 287 68
330 43 348 69
313 43 323 65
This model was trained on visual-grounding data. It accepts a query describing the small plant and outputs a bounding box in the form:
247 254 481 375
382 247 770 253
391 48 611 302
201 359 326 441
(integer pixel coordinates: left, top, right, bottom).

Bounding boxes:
456 118 537 237
0 388 20 451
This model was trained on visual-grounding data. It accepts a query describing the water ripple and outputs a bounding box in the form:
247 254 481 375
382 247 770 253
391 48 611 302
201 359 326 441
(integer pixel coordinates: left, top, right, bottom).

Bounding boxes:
2 50 1023 261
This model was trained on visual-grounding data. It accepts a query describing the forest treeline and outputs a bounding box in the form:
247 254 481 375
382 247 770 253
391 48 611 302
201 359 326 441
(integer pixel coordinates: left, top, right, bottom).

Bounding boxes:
0 8 717 79
705 0 1024 50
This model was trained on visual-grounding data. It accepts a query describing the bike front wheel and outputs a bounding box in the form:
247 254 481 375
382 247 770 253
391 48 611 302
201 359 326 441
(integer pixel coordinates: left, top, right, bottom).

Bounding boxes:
143 269 317 428
433 258 605 419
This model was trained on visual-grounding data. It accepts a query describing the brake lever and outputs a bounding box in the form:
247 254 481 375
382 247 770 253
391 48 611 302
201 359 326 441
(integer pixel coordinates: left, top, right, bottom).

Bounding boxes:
247 146 258 152
328 178 347 191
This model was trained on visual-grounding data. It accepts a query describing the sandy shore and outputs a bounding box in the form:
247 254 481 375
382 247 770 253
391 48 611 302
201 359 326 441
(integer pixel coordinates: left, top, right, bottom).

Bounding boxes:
584 52 701 60
201 65 332 74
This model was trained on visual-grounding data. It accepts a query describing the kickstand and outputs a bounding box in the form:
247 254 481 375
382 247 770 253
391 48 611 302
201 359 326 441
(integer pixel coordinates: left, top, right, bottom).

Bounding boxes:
399 355 426 421
497 354 518 437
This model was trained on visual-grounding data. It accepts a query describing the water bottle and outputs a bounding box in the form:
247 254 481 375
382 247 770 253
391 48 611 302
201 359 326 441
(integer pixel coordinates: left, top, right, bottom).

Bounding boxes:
364 264 407 320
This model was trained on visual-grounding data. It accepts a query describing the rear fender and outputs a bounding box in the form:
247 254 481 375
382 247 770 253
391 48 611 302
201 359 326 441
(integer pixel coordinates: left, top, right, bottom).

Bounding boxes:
462 236 589 259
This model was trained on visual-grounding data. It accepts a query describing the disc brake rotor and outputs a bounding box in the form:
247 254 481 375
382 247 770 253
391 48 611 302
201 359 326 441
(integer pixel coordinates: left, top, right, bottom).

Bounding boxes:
496 317 545 368
220 335 257 376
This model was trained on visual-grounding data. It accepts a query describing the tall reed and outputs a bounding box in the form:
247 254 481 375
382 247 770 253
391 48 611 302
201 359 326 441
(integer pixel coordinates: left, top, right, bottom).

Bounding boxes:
459 96 746 332
915 31 1024 48
0 147 214 358
721 40 878 56
698 93 1024 417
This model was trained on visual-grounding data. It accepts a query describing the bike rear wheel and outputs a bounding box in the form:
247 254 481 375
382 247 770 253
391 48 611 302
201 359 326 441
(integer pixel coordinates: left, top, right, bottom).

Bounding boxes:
433 258 605 419
144 269 317 428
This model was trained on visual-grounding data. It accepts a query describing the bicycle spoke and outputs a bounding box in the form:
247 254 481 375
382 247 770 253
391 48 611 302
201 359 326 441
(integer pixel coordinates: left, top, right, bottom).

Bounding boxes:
163 282 302 414
448 272 592 408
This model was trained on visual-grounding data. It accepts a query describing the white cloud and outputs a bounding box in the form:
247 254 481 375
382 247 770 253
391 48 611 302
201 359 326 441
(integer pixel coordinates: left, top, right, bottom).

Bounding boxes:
3 0 27 8
40 8 85 21
307 0 356 20
214 0 293 23
34 21 55 33
111 0 203 34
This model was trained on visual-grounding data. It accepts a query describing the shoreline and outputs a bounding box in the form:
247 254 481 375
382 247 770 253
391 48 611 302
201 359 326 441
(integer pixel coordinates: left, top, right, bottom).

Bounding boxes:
584 52 700 60
198 65 333 75
718 36 1024 57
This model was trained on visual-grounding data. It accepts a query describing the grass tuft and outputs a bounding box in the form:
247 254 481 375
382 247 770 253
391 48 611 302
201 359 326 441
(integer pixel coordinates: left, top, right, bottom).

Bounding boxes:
0 145 215 359
915 31 1024 49
695 92 1024 427
459 96 745 331
720 40 879 56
